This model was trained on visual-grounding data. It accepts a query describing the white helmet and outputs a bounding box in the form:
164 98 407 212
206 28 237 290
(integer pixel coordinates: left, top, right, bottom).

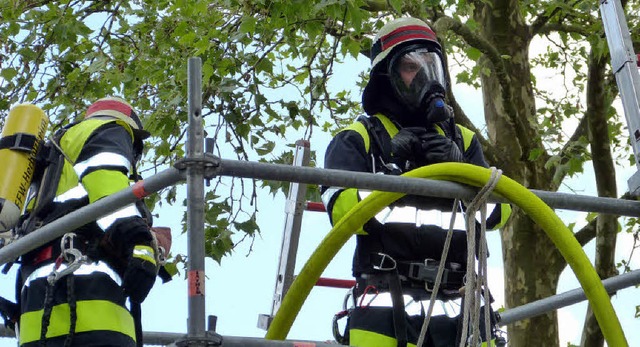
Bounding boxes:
370 17 442 72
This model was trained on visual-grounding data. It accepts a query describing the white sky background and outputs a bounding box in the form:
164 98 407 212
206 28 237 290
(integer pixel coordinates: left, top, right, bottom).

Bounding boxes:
0 31 639 347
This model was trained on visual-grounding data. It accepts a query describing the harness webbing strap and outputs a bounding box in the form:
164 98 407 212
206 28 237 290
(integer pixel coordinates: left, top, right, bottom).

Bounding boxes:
386 270 407 347
131 302 143 347
0 133 37 152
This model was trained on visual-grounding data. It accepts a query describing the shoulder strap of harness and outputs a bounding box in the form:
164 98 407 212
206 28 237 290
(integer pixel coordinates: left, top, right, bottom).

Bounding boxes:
15 123 76 238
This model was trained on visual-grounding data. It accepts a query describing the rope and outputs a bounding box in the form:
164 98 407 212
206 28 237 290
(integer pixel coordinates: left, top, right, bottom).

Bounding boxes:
39 283 55 347
416 198 461 347
458 167 501 347
64 274 77 347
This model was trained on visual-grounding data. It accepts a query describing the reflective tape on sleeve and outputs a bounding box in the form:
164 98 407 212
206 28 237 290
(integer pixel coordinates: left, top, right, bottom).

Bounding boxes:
73 152 131 179
96 204 141 231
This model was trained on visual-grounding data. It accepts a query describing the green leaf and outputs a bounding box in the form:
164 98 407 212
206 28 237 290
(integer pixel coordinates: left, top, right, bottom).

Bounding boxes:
388 0 403 13
528 148 544 161
465 47 482 61
0 68 18 80
239 16 257 34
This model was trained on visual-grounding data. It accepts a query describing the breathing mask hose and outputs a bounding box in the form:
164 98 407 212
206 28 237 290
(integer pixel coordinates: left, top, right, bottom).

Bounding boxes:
265 163 627 347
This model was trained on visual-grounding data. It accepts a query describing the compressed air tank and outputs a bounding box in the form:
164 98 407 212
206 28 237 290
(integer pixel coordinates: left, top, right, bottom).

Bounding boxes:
0 104 49 231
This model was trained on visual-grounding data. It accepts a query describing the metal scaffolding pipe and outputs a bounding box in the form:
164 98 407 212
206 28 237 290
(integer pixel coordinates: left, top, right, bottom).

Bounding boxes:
0 328 343 347
185 57 208 345
0 168 184 266
498 269 640 326
2 158 639 268
214 159 640 217
143 332 344 347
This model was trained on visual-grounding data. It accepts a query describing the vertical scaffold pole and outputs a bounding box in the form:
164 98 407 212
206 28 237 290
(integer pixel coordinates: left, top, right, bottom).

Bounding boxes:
187 57 206 345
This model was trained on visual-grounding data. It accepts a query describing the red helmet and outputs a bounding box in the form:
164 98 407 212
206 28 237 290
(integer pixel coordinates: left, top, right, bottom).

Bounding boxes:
85 97 150 139
370 17 442 72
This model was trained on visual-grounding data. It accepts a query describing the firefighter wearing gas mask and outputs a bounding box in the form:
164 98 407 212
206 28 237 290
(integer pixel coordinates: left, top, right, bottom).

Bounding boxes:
14 97 161 347
321 17 511 347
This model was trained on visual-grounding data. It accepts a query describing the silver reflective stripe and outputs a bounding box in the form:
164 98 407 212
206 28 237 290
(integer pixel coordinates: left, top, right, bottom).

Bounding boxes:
133 247 154 259
374 206 465 229
53 184 88 203
360 191 466 229
24 261 122 287
73 152 131 178
321 186 343 207
96 204 141 231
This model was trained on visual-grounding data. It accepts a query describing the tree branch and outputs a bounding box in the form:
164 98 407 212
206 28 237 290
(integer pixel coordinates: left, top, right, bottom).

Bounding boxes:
448 94 499 164
552 114 589 181
575 217 597 246
529 0 586 36
434 16 524 157
535 23 589 37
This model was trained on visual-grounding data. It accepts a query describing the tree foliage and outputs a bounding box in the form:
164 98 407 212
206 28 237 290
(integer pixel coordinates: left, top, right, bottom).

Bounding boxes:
1 0 639 345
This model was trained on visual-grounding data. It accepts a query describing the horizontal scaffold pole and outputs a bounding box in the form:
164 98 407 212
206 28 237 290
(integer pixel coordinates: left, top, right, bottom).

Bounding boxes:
1 158 639 266
0 168 185 266
144 332 347 347
0 327 350 347
214 158 640 217
498 269 640 326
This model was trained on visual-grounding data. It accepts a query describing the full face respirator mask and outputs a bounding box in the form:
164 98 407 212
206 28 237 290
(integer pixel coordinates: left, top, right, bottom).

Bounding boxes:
389 45 449 125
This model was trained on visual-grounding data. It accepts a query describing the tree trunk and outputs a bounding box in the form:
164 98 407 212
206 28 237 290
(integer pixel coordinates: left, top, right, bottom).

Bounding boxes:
473 2 566 343
580 47 619 347
501 209 565 346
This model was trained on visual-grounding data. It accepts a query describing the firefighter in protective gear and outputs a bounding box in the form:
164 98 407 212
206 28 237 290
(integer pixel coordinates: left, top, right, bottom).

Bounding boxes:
321 17 511 347
16 97 158 347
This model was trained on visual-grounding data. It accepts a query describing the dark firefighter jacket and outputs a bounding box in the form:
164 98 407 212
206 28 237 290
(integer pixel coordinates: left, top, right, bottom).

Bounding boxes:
321 113 511 277
17 117 149 347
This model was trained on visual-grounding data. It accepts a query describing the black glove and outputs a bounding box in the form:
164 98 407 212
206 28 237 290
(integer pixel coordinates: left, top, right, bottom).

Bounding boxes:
123 244 158 304
418 132 464 164
390 127 427 171
105 217 158 304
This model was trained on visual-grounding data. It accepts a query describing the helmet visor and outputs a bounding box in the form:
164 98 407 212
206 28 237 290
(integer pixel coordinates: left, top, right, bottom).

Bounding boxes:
389 49 445 110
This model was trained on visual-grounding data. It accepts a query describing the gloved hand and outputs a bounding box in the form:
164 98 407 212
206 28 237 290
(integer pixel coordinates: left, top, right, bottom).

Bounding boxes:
417 132 465 164
390 127 428 171
123 244 158 304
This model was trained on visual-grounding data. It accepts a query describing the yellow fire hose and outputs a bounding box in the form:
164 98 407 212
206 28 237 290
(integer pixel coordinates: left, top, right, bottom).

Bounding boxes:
265 163 627 346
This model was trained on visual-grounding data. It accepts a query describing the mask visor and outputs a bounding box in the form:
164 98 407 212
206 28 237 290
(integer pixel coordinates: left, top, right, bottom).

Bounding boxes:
389 49 446 110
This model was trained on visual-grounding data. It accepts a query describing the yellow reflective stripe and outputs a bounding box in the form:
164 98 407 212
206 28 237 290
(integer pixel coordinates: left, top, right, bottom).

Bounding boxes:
56 162 80 197
342 121 370 153
331 188 367 235
19 300 135 344
457 124 475 151
82 169 130 203
374 113 399 138
133 245 156 265
349 329 417 347
493 203 512 230
434 124 445 136
482 339 498 346
56 118 135 197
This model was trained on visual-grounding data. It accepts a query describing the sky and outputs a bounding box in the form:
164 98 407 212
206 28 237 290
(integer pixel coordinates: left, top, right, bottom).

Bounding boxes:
0 33 639 347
